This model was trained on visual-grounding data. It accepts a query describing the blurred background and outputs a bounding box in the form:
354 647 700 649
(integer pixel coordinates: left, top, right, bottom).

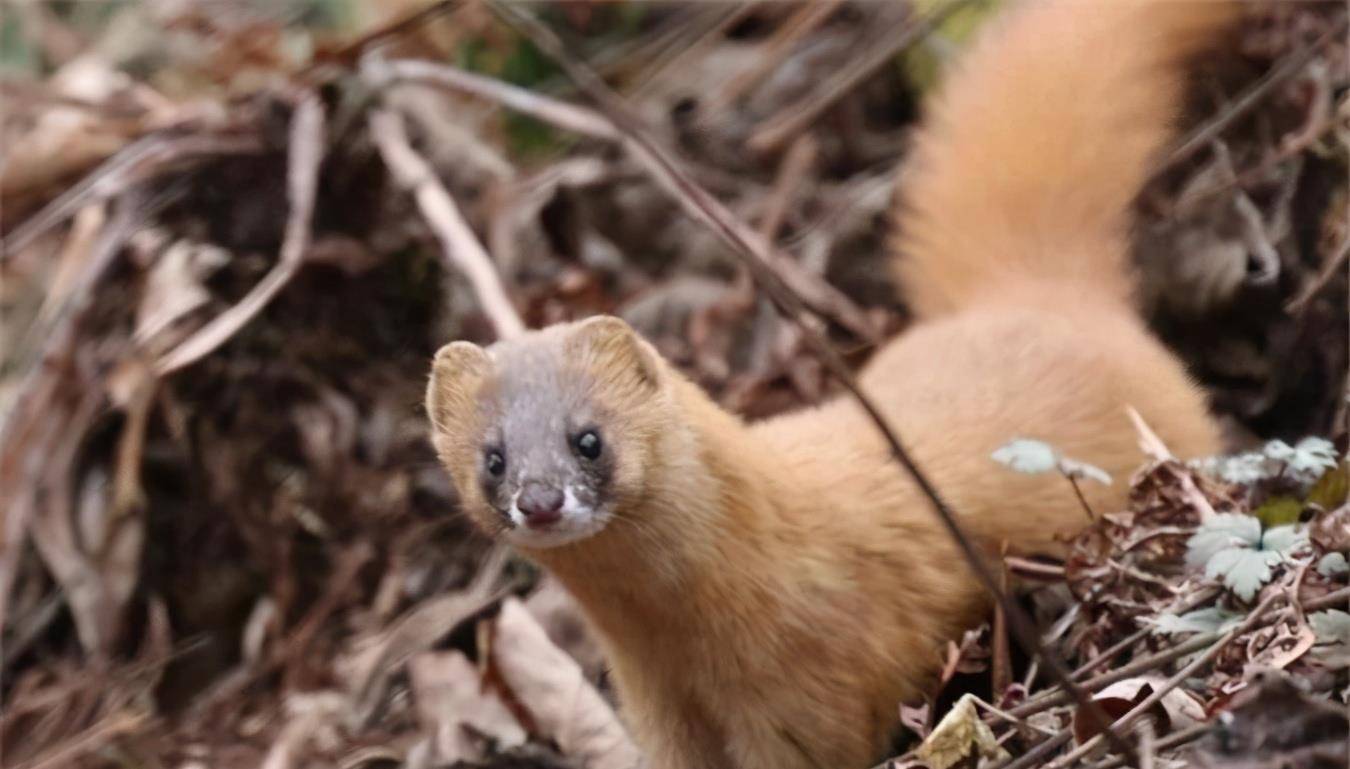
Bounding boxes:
0 1 1346 767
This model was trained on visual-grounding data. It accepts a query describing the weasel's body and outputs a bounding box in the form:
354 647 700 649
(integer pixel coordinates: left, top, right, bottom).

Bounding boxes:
428 2 1234 767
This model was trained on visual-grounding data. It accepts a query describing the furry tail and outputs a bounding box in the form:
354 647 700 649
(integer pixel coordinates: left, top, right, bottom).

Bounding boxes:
893 0 1238 318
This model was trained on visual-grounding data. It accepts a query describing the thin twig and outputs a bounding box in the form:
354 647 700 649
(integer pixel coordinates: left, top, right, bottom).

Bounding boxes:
701 0 845 115
1286 230 1350 315
1127 406 1218 524
362 57 619 141
303 0 457 72
1010 630 1220 719
1138 721 1155 769
1 132 262 260
0 195 147 635
154 94 325 375
1071 587 1220 681
757 134 819 243
486 3 1138 763
1085 723 1213 769
1158 14 1348 174
746 0 976 154
368 108 526 340
1047 593 1284 768
361 56 874 341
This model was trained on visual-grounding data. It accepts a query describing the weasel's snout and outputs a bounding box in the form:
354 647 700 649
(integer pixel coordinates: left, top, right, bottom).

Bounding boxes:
519 482 564 528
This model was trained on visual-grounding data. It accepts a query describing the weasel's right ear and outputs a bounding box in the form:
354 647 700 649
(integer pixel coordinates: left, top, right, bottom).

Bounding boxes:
426 341 492 434
568 315 662 396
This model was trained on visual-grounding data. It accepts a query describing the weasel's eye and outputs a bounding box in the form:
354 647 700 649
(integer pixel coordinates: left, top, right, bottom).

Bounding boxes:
574 430 602 460
485 450 506 477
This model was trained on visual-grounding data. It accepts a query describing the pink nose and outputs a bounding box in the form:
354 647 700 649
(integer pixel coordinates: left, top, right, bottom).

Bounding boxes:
519 483 564 528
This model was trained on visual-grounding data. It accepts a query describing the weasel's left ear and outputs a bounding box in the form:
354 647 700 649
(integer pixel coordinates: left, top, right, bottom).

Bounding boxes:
426 341 492 434
568 315 662 394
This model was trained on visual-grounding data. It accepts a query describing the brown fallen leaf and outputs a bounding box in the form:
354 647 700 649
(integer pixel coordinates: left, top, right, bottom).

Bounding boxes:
490 598 642 769
1073 676 1205 746
409 650 527 763
523 576 607 683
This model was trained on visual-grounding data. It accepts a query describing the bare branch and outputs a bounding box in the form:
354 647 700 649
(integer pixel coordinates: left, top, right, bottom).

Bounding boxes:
368 108 526 341
1045 592 1283 768
2 132 263 260
746 0 976 154
154 94 326 376
362 57 620 141
1158 14 1348 174
360 56 874 341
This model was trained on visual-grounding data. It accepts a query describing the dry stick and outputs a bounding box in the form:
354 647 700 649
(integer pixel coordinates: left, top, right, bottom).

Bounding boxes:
154 94 326 376
1286 230 1350 315
361 58 875 341
758 134 819 243
1069 588 1219 681
1013 585 1350 724
629 3 760 101
368 108 526 340
701 0 845 115
1 132 263 259
1127 406 1217 524
1138 721 1155 769
0 194 149 635
486 3 1139 764
1010 631 1220 720
302 0 457 73
1157 14 1349 175
747 0 976 154
362 57 619 141
1047 593 1284 769
1086 723 1212 769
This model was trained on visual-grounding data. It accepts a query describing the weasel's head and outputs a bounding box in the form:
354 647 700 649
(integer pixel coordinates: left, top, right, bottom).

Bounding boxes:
426 316 673 550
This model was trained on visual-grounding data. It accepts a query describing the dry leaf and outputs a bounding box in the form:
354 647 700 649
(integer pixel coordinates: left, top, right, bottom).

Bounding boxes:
914 694 1009 769
134 239 229 350
523 576 607 682
409 650 527 762
491 598 642 769
1073 677 1204 746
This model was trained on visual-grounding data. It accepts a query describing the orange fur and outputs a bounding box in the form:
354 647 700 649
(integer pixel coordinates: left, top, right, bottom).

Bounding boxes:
427 2 1236 767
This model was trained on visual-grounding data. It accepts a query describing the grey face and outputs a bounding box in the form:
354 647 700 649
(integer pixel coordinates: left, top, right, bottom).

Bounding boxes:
474 338 618 548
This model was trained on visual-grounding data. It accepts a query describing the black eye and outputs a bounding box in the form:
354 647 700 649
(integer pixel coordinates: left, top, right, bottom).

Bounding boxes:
485 450 505 477
575 430 602 460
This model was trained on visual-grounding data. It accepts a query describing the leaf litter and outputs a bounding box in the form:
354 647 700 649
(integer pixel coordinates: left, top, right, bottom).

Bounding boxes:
0 2 1346 768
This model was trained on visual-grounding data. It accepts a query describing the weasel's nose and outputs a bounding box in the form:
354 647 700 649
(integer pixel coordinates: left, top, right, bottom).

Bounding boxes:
518 482 564 528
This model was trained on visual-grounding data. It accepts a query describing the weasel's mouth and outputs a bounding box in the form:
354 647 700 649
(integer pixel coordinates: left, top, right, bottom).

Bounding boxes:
503 491 609 549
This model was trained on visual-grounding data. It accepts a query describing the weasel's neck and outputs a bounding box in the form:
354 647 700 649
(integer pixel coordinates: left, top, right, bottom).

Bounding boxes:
525 379 794 652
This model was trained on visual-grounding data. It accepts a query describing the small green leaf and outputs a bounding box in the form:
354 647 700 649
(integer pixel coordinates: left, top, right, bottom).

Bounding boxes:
1287 437 1339 478
1152 607 1244 636
1186 514 1261 569
1310 610 1350 646
1215 452 1272 484
1263 440 1296 462
1059 457 1112 486
1253 496 1304 528
991 439 1058 475
1307 463 1349 510
1317 552 1348 577
1260 525 1309 558
1204 547 1281 602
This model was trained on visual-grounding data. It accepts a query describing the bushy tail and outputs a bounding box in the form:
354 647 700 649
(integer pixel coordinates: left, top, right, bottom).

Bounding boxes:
893 0 1238 318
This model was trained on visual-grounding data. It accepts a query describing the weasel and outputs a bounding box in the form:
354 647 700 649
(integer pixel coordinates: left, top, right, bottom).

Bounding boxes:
426 2 1235 767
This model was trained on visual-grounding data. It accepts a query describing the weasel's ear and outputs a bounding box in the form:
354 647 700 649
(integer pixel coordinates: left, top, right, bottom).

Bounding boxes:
568 315 661 393
427 341 492 432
